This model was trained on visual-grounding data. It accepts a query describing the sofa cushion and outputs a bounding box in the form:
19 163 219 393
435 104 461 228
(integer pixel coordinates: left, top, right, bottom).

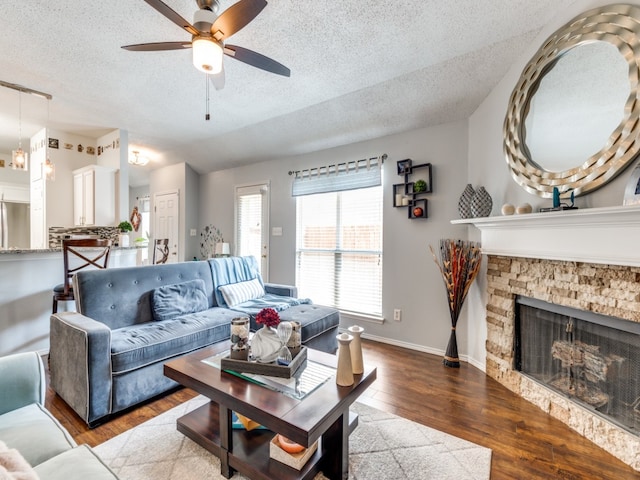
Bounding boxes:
34 444 118 480
0 403 75 467
110 308 238 373
151 279 209 321
209 256 263 306
218 278 265 307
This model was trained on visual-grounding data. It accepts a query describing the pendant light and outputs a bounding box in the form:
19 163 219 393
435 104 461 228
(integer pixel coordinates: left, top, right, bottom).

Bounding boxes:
128 151 149 166
11 92 28 171
43 98 55 181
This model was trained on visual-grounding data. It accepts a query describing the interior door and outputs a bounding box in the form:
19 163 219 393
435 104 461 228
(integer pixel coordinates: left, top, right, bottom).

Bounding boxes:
153 190 179 263
235 183 269 279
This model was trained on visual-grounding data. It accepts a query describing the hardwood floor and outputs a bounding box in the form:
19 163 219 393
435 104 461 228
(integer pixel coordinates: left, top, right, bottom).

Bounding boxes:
44 340 638 479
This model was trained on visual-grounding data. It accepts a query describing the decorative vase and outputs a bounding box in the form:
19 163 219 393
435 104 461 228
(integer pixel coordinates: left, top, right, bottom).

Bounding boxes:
230 317 249 360
457 184 475 219
347 325 364 375
335 333 354 386
470 186 493 217
251 326 281 363
118 233 129 247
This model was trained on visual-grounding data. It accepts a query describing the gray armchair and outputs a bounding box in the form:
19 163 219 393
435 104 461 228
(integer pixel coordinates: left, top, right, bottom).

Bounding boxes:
0 352 119 479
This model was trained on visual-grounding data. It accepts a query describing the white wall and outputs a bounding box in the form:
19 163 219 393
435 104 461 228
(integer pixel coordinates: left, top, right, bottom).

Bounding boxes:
200 121 475 358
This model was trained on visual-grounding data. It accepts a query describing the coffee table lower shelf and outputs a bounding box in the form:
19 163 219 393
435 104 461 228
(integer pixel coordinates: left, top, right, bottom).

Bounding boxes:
177 401 358 480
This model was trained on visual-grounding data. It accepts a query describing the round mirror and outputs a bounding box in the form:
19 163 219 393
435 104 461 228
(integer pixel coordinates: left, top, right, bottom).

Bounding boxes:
524 42 629 173
504 4 640 198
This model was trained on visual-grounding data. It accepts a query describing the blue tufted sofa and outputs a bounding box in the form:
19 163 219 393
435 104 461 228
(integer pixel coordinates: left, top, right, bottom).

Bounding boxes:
49 257 339 427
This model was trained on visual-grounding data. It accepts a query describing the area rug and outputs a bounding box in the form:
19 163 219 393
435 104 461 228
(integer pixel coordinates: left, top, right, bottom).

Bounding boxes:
94 396 491 480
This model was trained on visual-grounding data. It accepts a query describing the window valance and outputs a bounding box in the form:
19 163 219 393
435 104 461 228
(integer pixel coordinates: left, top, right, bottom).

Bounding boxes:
290 154 386 197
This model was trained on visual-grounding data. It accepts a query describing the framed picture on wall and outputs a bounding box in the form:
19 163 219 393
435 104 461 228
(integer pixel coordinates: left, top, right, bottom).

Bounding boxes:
623 161 640 205
397 159 412 175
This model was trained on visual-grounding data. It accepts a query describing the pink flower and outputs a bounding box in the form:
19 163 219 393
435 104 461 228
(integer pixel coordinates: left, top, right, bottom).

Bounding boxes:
255 308 280 327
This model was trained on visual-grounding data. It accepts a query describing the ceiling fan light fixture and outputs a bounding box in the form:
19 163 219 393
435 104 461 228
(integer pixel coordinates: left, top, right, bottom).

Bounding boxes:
192 37 223 74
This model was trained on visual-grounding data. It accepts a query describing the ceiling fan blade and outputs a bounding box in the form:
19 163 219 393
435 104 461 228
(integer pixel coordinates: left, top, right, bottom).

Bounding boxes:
210 0 267 41
209 66 226 90
122 41 192 51
224 44 290 77
143 0 199 36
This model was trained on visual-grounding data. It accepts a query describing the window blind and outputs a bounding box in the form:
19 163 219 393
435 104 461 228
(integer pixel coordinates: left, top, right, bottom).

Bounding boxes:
235 185 264 265
291 155 384 197
295 185 383 317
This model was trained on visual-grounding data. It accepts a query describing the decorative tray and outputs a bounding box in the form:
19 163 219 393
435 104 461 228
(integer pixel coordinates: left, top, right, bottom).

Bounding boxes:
220 346 308 378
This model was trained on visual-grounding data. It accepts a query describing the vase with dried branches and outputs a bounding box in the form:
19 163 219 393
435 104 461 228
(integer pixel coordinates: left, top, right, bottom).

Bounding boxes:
430 239 482 368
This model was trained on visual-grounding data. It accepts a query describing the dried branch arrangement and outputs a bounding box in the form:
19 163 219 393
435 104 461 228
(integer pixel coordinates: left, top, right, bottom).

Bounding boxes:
430 239 482 367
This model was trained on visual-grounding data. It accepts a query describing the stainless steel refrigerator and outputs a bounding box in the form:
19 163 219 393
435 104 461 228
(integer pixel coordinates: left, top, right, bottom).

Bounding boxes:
0 200 30 249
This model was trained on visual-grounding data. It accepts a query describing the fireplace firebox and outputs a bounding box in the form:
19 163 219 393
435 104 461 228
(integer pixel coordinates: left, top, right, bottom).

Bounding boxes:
515 296 640 435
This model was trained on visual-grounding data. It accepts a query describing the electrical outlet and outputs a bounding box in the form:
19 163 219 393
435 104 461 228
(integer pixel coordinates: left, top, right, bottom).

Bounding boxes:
393 309 401 321
189 229 197 237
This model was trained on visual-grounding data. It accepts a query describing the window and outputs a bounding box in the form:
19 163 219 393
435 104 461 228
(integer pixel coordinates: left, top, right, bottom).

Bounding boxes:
296 185 383 317
235 184 269 278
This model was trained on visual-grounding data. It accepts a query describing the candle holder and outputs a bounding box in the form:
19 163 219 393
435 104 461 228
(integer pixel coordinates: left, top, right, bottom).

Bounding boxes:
230 317 249 360
336 333 354 386
347 325 364 374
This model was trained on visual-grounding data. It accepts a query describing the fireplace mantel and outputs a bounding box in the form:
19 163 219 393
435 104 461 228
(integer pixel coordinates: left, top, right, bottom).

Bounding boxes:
452 205 640 267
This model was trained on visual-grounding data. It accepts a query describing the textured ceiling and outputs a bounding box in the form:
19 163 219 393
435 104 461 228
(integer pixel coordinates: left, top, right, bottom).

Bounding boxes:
0 0 576 186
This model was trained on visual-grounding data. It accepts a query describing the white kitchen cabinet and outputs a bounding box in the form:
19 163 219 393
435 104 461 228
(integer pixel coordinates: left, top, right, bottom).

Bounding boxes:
72 165 116 226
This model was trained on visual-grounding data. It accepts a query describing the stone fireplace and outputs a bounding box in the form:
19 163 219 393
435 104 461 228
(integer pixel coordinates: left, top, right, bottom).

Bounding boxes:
452 205 640 471
485 255 640 470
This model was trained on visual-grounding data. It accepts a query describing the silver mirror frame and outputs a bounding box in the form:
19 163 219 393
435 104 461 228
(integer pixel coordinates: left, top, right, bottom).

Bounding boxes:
504 4 640 198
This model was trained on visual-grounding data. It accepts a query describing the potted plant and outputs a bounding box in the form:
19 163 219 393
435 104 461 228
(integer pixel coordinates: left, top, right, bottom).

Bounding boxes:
117 221 133 247
414 179 428 192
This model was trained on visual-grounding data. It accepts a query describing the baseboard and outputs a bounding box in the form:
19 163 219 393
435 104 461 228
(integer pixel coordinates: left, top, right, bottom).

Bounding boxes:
340 329 486 372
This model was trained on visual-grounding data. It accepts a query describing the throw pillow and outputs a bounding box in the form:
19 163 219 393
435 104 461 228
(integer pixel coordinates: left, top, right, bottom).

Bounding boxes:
152 279 209 321
218 277 265 307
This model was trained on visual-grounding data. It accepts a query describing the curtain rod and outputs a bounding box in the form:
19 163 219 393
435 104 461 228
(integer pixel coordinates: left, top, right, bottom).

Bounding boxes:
288 153 387 176
0 80 52 100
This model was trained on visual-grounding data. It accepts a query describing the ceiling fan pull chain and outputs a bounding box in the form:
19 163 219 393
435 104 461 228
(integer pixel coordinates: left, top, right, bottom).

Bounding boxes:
205 74 211 121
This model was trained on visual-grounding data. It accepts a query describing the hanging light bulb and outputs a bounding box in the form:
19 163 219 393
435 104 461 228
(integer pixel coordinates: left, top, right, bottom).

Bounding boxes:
44 97 55 181
43 157 55 181
11 92 28 171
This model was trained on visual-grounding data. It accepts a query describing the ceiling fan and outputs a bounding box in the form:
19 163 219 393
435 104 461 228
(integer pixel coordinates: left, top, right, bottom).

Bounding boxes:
122 0 290 89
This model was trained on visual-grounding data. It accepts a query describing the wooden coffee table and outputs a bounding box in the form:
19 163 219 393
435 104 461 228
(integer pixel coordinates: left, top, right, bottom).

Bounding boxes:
164 342 376 480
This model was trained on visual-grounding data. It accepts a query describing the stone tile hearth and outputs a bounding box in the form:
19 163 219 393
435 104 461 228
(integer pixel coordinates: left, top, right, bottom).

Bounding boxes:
485 255 640 471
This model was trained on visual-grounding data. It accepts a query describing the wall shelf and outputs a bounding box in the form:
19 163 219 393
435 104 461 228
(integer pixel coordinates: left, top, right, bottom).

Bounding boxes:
393 159 432 219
